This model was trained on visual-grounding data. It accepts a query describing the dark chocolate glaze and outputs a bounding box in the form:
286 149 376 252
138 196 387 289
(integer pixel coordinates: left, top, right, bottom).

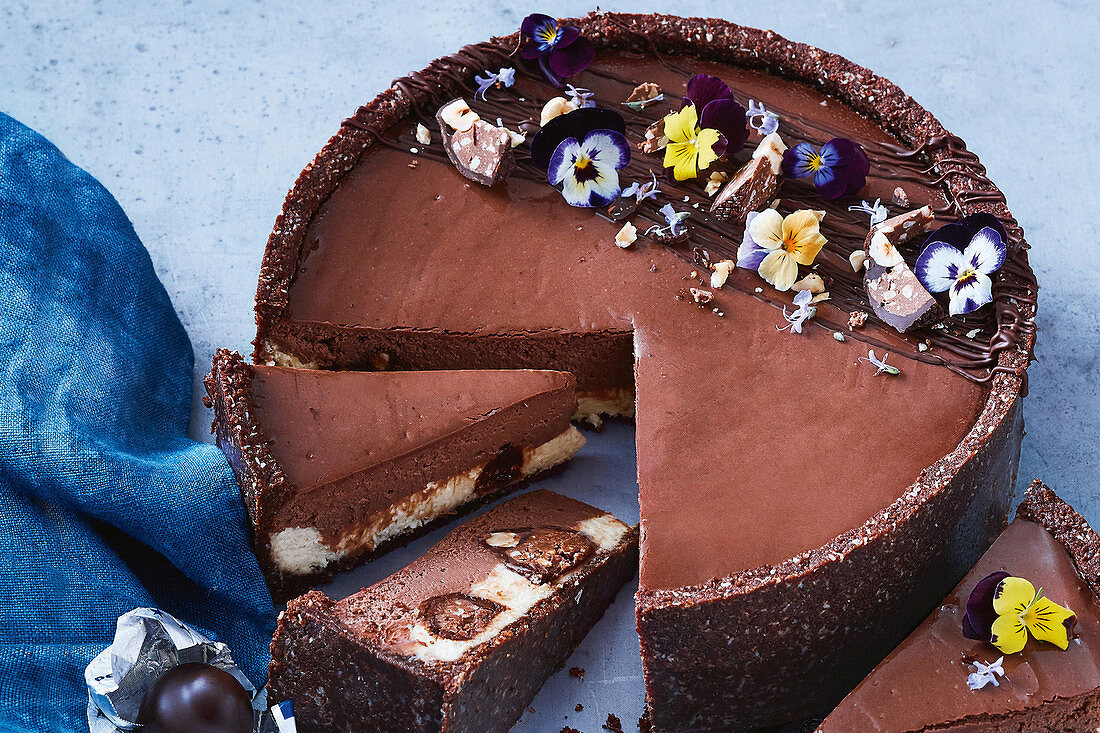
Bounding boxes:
344 25 1034 385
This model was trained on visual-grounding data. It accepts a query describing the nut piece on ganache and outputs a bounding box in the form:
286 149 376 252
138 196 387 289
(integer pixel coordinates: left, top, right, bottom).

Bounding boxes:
863 206 940 332
436 98 515 186
711 132 787 223
488 527 595 584
419 593 504 641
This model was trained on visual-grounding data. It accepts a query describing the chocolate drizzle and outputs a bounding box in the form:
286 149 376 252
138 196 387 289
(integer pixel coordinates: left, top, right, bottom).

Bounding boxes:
337 15 1035 385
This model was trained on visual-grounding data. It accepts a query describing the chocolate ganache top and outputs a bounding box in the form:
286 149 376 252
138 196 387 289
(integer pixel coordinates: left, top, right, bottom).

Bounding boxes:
254 13 1035 593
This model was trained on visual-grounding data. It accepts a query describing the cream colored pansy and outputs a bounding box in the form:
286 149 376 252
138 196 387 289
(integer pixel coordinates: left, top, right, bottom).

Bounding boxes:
736 208 827 291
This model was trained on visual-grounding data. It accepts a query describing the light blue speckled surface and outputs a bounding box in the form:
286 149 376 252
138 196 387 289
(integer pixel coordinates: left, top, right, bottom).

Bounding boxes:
3 1 1096 729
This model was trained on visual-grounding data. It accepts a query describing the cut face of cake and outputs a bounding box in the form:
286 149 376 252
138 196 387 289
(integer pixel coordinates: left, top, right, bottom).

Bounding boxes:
250 12 1037 729
267 489 638 733
203 350 584 599
819 480 1100 733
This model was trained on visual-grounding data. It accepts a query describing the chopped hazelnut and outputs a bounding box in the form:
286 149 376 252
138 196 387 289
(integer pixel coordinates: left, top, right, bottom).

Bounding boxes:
414 123 432 145
710 260 734 288
615 221 638 249
540 96 578 126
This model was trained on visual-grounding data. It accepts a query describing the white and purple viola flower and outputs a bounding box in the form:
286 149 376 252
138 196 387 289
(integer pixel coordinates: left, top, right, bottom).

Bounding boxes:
520 13 595 87
782 138 870 200
914 213 1008 316
547 128 631 208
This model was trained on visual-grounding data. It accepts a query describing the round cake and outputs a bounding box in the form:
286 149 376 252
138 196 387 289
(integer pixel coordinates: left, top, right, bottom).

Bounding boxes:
252 12 1036 730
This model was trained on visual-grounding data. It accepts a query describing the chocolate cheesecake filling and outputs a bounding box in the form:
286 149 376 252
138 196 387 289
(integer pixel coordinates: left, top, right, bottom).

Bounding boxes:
271 51 987 586
252 12 1035 728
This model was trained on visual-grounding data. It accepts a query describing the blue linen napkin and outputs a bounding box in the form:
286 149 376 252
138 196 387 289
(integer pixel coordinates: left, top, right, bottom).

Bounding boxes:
0 111 275 732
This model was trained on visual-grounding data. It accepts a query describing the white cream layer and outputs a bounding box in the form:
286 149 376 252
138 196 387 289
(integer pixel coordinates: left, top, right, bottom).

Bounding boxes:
269 426 586 575
400 512 631 664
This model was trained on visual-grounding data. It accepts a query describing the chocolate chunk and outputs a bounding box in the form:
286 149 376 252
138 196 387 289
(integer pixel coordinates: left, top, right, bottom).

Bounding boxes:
864 259 941 333
137 663 253 733
639 118 667 153
419 593 504 641
863 205 935 268
607 195 638 221
492 527 596 584
711 132 787 223
436 99 515 186
892 186 910 208
473 444 523 494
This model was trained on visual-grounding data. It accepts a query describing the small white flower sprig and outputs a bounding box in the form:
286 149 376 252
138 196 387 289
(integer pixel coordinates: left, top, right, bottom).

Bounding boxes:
858 349 901 376
777 289 816 334
746 99 779 136
473 67 516 100
621 172 659 204
967 657 1006 691
645 203 690 239
848 198 889 228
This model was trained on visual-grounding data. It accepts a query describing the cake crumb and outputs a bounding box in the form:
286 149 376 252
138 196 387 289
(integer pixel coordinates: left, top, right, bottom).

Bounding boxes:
569 666 585 680
603 713 624 732
575 703 584 712
848 311 868 330
561 728 581 733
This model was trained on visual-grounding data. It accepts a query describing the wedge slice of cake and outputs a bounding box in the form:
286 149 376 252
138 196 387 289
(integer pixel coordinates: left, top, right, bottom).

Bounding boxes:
203 350 585 600
818 480 1100 732
267 489 638 733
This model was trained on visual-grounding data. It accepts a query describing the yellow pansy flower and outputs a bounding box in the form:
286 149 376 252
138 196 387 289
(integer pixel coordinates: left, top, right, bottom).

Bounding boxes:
661 105 723 181
990 576 1076 655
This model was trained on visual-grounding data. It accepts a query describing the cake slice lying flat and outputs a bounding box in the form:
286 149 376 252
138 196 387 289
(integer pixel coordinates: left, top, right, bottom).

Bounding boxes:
204 350 585 600
819 480 1100 732
267 489 638 733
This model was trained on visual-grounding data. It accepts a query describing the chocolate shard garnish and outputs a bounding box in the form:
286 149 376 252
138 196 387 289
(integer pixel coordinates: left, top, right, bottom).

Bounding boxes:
863 205 940 332
865 258 941 332
436 98 515 187
711 132 787 223
863 205 935 268
607 195 638 221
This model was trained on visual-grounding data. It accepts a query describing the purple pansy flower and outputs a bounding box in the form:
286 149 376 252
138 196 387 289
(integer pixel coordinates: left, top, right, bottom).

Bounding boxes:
962 571 1011 643
529 107 627 170
548 128 630 208
782 138 870 200
914 213 1008 316
681 73 750 156
520 13 595 87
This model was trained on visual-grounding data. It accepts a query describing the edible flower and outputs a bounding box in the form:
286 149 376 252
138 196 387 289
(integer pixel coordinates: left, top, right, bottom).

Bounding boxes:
529 107 626 169
746 99 779 136
681 74 750 155
782 138 870 200
858 349 901 376
548 128 630 207
473 67 516 100
914 213 1007 316
778 289 816 334
520 13 595 87
621 172 659 203
736 209 827 291
646 203 689 238
967 657 1006 691
848 198 889 227
660 75 748 181
962 571 1076 655
565 84 595 108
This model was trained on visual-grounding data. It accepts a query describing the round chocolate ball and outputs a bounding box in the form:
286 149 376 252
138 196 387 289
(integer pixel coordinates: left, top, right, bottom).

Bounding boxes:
137 662 253 733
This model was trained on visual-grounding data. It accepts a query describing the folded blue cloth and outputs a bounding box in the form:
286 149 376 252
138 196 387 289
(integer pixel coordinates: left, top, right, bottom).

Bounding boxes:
0 111 275 732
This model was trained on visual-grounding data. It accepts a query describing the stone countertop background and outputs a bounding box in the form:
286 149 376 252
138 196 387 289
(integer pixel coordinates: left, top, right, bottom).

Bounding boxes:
3 1 1097 729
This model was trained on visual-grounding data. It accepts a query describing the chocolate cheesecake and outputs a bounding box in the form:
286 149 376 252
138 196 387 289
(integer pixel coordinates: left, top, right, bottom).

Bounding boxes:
251 12 1036 728
204 350 584 599
819 481 1100 732
267 489 638 733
